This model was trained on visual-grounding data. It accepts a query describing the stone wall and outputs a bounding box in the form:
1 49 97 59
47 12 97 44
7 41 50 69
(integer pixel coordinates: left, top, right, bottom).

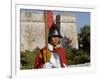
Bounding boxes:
20 10 46 51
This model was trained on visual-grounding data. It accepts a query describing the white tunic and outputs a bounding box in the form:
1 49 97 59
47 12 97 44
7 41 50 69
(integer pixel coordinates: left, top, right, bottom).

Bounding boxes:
43 51 61 68
50 51 61 68
43 44 61 68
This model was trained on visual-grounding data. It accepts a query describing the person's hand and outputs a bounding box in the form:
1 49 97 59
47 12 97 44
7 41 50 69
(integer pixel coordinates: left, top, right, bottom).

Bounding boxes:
43 62 53 68
63 63 67 67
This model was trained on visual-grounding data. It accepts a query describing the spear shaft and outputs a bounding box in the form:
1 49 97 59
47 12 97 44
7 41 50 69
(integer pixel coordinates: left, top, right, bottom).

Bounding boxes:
44 10 48 63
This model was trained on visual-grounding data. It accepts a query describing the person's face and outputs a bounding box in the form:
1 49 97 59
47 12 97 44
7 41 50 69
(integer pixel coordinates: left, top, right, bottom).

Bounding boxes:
50 36 60 47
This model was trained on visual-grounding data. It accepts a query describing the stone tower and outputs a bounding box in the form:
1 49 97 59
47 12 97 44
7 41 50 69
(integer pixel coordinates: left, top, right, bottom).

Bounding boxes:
58 12 78 49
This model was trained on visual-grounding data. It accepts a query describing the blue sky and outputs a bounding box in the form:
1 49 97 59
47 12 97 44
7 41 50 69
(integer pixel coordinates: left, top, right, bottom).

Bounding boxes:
75 12 90 33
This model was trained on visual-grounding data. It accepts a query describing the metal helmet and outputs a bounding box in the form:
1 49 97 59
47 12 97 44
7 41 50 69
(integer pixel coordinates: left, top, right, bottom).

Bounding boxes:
48 23 62 39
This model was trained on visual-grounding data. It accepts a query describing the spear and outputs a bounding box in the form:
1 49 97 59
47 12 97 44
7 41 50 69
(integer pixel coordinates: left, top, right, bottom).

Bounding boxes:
43 10 54 63
44 10 48 63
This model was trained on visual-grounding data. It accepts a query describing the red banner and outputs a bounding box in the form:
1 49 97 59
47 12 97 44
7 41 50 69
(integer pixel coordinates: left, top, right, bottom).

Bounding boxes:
47 11 54 30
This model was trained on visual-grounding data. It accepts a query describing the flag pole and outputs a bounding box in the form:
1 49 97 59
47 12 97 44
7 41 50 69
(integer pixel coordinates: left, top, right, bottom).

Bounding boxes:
44 10 48 63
